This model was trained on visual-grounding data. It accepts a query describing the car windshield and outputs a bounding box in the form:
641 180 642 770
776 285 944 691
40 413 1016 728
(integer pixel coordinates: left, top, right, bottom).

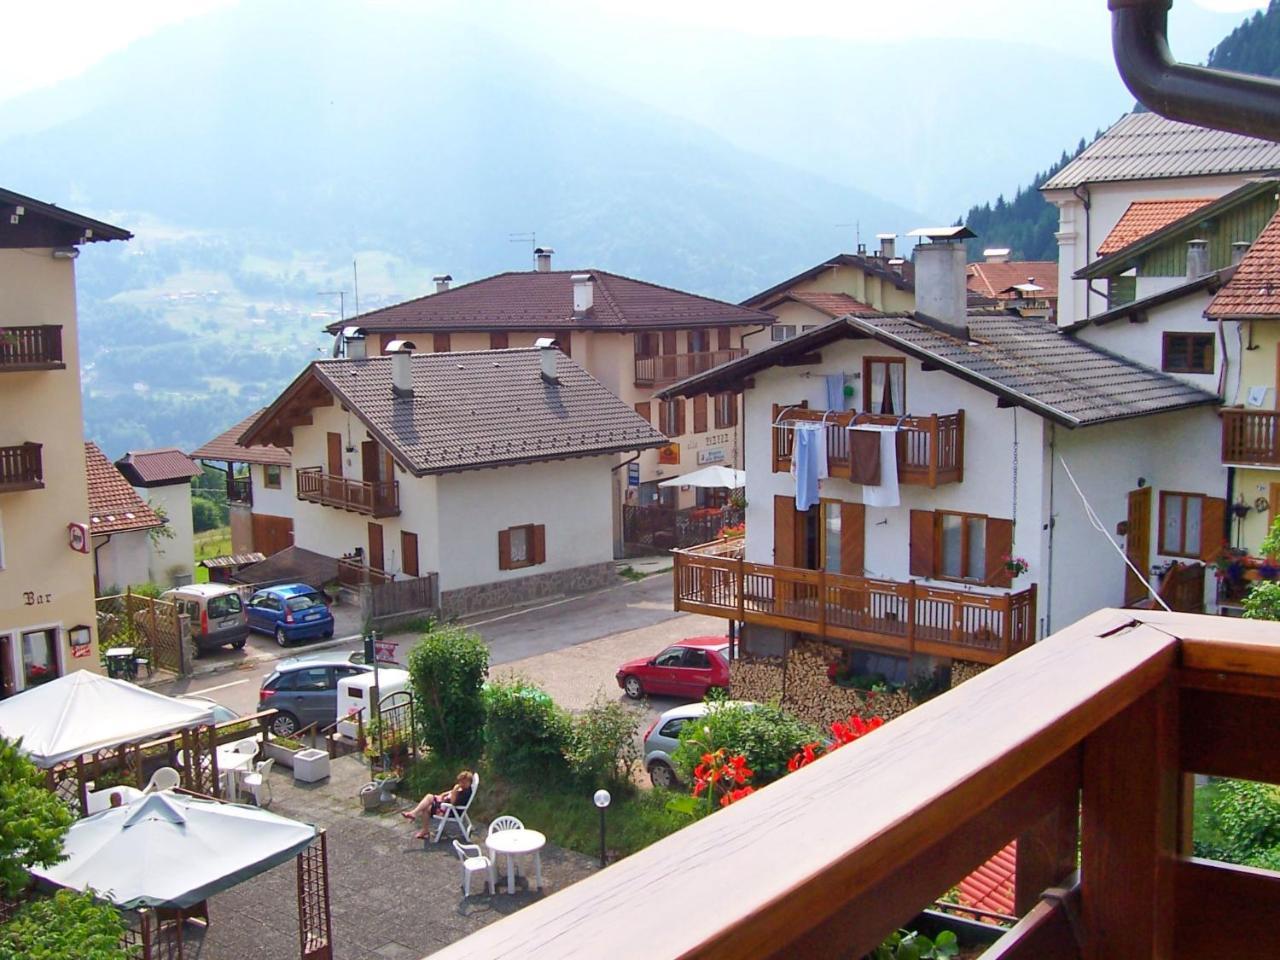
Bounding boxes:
207 594 242 618
285 594 324 612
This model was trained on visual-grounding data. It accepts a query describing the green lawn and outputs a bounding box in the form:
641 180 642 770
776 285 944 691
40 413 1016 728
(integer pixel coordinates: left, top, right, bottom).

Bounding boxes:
193 526 232 583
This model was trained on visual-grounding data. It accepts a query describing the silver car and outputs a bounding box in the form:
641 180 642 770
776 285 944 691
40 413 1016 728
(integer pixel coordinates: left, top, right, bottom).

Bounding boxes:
642 700 756 789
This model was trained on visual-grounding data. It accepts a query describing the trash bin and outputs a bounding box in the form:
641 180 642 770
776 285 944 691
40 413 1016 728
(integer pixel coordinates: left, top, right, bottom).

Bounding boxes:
105 647 136 680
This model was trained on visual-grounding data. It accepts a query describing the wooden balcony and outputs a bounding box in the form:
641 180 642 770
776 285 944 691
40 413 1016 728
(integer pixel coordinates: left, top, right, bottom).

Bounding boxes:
634 348 746 387
0 442 43 492
673 541 1034 664
0 325 63 371
1221 407 1280 466
429 609 1280 960
226 476 252 507
296 467 399 517
773 407 964 487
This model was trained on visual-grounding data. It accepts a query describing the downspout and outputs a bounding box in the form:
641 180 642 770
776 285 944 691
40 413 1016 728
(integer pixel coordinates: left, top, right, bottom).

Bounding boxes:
1111 0 1280 141
611 451 643 559
1045 424 1056 638
1073 184 1093 320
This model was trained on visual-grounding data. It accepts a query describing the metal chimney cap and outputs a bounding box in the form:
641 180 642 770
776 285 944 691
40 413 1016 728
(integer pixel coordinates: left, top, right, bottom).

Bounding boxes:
533 337 557 349
385 339 416 353
534 247 555 255
875 233 897 240
341 326 367 339
570 273 591 282
431 274 452 282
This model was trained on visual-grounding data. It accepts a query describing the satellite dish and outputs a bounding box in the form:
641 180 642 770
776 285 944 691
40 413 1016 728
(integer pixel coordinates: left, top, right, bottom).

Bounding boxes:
331 335 344 359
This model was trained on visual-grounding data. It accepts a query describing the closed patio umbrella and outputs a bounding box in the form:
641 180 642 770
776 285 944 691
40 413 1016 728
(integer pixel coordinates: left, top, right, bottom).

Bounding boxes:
657 466 745 489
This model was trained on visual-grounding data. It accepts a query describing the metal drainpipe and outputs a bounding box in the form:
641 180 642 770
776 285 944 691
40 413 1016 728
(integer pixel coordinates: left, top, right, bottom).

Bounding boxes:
1111 0 1280 142
1045 424 1056 638
1073 184 1093 320
92 533 113 596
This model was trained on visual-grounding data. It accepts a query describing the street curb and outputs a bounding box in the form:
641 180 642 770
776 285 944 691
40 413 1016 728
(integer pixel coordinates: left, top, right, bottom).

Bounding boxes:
138 633 366 688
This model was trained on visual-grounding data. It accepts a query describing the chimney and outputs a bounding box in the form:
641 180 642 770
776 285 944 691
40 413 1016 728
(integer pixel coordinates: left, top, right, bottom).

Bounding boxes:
983 247 1011 264
876 233 896 260
386 340 416 399
1232 240 1251 265
910 228 971 336
888 257 905 277
534 337 559 383
535 247 555 273
1186 239 1209 280
342 326 367 360
572 273 594 317
433 274 452 294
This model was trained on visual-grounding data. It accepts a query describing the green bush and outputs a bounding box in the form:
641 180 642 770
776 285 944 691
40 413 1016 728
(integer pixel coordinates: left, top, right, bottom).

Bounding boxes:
671 699 821 786
407 626 488 760
0 736 74 896
483 678 570 781
190 496 223 533
565 693 642 790
1244 580 1280 622
1201 778 1280 867
0 889 132 960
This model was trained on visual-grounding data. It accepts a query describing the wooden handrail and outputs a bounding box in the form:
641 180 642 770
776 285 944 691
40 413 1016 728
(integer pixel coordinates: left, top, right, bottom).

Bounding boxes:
1221 407 1280 466
0 442 43 491
634 348 746 386
296 466 400 517
0 324 63 369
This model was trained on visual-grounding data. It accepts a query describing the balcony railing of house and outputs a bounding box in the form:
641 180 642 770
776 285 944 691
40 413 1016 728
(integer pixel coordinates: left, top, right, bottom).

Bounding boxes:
0 442 43 492
634 348 746 386
226 476 252 506
1221 407 1280 466
773 406 964 487
296 467 399 518
428 609 1280 960
672 541 1034 664
0 325 63 371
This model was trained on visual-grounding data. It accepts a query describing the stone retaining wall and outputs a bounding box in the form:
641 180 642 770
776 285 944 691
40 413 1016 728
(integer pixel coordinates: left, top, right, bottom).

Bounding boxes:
439 561 616 618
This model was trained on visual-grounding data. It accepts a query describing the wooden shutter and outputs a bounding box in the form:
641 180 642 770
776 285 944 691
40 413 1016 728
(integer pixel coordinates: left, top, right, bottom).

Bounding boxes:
635 401 651 423
378 333 395 355
327 432 343 478
986 517 1014 588
368 522 384 572
693 395 708 434
717 327 731 350
909 509 935 578
661 330 678 354
1201 496 1227 562
674 398 686 436
531 524 547 565
489 332 508 349
383 450 395 482
774 495 797 567
433 332 451 353
840 501 865 575
401 531 419 577
361 440 380 483
557 334 571 358
498 529 512 571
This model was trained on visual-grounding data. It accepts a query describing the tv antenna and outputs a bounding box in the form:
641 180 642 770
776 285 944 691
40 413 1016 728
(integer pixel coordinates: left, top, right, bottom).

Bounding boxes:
836 221 861 249
318 290 345 323
509 231 537 265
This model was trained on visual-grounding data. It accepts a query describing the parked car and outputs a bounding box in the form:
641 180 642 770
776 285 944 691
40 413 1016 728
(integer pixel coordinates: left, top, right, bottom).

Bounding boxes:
246 583 335 646
616 636 731 700
258 653 374 736
161 583 250 655
642 700 757 789
175 694 241 726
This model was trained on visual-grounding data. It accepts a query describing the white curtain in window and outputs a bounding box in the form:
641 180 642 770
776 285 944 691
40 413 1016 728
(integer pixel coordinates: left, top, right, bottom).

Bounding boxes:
940 514 963 578
870 363 886 415
889 363 905 415
1184 497 1203 554
1162 495 1184 553
967 517 986 581
823 503 842 573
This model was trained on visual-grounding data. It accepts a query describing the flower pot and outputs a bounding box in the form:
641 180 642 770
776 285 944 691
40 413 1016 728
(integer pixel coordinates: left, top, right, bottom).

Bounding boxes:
293 748 331 783
359 782 383 811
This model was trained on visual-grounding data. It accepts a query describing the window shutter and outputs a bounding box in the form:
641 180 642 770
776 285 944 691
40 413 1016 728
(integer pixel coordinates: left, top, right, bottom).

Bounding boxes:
662 330 677 354
774 495 797 567
433 332 451 353
532 524 547 565
635 401 651 423
498 528 512 571
909 509 936 578
489 332 508 349
717 327 731 350
693 395 708 434
1201 496 1227 562
675 398 686 436
985 517 1014 588
840 501 865 575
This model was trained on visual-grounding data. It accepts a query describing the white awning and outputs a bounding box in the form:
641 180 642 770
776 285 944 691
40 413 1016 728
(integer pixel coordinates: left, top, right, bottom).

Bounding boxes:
657 466 745 489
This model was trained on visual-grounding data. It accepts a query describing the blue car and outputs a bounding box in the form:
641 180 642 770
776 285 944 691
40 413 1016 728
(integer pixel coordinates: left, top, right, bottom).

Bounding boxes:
246 584 335 647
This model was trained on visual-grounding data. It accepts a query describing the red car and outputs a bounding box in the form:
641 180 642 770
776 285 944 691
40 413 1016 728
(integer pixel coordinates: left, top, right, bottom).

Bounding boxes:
616 636 731 700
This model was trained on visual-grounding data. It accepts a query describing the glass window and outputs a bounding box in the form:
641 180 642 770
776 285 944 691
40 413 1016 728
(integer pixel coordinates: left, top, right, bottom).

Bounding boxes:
285 594 324 612
771 325 796 341
967 516 986 582
688 330 709 353
684 649 711 669
264 670 290 691
938 512 987 581
21 629 57 688
207 593 242 618
714 392 737 429
264 464 282 489
1160 492 1206 557
291 667 331 691
823 502 842 573
939 513 964 578
660 399 682 436
1162 333 1214 374
863 358 906 415
654 647 684 667
510 526 530 564
659 718 686 738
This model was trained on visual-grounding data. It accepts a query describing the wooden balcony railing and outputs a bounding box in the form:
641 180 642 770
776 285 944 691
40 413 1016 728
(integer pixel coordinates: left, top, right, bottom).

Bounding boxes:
1221 407 1280 466
337 557 394 587
634 348 746 386
0 325 63 371
296 467 399 517
226 476 252 506
0 442 43 492
428 609 1280 960
673 543 1034 664
773 407 964 487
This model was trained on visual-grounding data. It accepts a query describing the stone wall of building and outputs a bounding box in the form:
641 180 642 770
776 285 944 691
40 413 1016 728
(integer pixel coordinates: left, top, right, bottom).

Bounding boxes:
439 561 616 619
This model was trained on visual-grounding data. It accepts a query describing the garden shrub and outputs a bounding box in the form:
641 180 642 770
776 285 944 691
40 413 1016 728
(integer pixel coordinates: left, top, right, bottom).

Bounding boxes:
565 692 642 790
1244 580 1280 622
483 678 570 781
1196 778 1280 867
190 496 223 533
671 699 821 786
0 889 131 960
407 625 488 760
0 736 73 895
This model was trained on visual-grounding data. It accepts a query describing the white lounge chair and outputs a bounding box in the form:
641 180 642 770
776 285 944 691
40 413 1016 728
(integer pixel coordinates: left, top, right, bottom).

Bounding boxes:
452 840 494 896
430 773 480 843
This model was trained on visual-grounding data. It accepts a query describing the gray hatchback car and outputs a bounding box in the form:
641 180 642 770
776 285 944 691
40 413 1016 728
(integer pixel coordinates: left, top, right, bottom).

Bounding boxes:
642 699 757 789
258 654 373 736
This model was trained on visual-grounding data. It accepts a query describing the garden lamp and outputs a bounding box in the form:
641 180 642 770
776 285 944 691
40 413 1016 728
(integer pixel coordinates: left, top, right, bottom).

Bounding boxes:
593 789 611 868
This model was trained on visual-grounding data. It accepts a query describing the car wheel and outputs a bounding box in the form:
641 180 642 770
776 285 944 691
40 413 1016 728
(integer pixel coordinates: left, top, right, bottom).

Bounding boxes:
270 711 299 737
649 761 679 790
275 627 289 647
232 639 247 651
623 675 644 699
323 628 334 639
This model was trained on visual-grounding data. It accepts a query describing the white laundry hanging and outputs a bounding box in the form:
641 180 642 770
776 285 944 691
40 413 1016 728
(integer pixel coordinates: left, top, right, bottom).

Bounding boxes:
851 423 900 507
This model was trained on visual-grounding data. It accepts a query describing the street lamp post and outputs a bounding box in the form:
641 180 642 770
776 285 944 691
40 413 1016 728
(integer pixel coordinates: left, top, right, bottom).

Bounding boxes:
593 789 611 868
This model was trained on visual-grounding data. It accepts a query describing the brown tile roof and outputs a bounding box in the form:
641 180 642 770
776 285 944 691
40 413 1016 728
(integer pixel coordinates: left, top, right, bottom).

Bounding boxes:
767 291 881 317
324 269 773 335
114 448 203 487
1206 208 1280 318
959 842 1017 919
1096 199 1215 256
741 253 914 308
243 348 669 476
229 546 337 590
84 443 164 535
966 261 1059 299
191 409 292 466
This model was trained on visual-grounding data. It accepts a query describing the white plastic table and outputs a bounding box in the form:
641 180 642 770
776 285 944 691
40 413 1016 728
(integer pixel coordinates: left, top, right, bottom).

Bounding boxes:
486 828 545 894
217 749 256 801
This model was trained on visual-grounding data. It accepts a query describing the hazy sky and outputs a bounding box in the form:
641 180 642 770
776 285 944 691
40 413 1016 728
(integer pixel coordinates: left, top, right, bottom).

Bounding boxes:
0 0 1267 104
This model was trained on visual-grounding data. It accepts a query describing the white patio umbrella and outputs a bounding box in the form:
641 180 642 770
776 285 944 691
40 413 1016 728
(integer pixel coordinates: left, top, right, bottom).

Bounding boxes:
32 791 318 909
657 465 745 489
0 671 215 767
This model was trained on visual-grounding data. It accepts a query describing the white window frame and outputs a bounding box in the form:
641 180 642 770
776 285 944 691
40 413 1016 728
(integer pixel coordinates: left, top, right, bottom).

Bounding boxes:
771 325 797 342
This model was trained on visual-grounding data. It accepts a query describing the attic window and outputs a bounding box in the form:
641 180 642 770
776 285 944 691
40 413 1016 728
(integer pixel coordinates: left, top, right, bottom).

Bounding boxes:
1162 333 1214 374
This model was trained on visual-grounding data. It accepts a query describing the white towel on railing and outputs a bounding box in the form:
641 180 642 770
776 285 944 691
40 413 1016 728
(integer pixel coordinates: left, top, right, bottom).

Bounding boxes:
790 422 827 511
853 424 899 507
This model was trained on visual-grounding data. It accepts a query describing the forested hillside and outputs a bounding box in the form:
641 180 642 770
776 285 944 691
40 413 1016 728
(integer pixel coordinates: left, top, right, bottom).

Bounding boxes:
1208 0 1280 76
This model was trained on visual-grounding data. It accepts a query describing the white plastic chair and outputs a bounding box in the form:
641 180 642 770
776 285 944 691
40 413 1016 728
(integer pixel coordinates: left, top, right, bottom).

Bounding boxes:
241 758 274 807
488 815 524 836
233 738 259 756
430 773 480 843
451 841 493 897
143 767 181 793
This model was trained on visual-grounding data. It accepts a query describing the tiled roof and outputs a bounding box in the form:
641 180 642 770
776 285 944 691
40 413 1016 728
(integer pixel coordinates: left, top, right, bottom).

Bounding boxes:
966 261 1059 300
778 291 881 317
229 546 337 590
243 349 669 476
742 253 914 308
84 443 164 535
1206 207 1280 318
191 409 292 466
958 842 1017 919
325 270 773 335
1042 112 1280 190
114 448 202 487
1097 199 1215 256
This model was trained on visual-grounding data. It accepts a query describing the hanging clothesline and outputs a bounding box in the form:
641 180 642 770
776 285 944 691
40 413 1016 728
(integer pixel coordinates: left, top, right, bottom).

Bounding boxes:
772 406 910 430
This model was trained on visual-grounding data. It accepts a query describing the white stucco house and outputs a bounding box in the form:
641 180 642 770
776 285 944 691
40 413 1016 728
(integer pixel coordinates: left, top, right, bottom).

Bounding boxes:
240 343 666 615
113 449 200 588
84 443 164 594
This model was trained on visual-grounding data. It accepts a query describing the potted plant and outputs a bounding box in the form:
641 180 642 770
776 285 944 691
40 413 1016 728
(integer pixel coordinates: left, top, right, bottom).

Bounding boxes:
373 768 402 803
322 579 342 606
263 734 307 769
1001 554 1029 578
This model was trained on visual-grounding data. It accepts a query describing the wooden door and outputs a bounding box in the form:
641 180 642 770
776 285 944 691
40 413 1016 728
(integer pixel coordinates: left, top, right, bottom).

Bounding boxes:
773 495 798 567
251 514 294 556
1125 487 1152 606
368 522 384 573
401 531 419 578
327 433 343 478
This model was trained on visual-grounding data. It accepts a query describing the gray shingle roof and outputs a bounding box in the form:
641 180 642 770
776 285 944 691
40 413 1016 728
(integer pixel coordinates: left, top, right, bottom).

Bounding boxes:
246 349 667 475
1042 113 1280 191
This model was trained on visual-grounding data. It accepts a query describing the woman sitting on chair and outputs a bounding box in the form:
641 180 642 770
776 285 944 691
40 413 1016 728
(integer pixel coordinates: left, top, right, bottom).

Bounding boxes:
402 770 474 839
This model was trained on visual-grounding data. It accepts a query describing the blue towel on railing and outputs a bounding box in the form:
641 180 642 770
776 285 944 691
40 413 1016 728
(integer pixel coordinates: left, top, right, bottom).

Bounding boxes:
791 422 827 511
